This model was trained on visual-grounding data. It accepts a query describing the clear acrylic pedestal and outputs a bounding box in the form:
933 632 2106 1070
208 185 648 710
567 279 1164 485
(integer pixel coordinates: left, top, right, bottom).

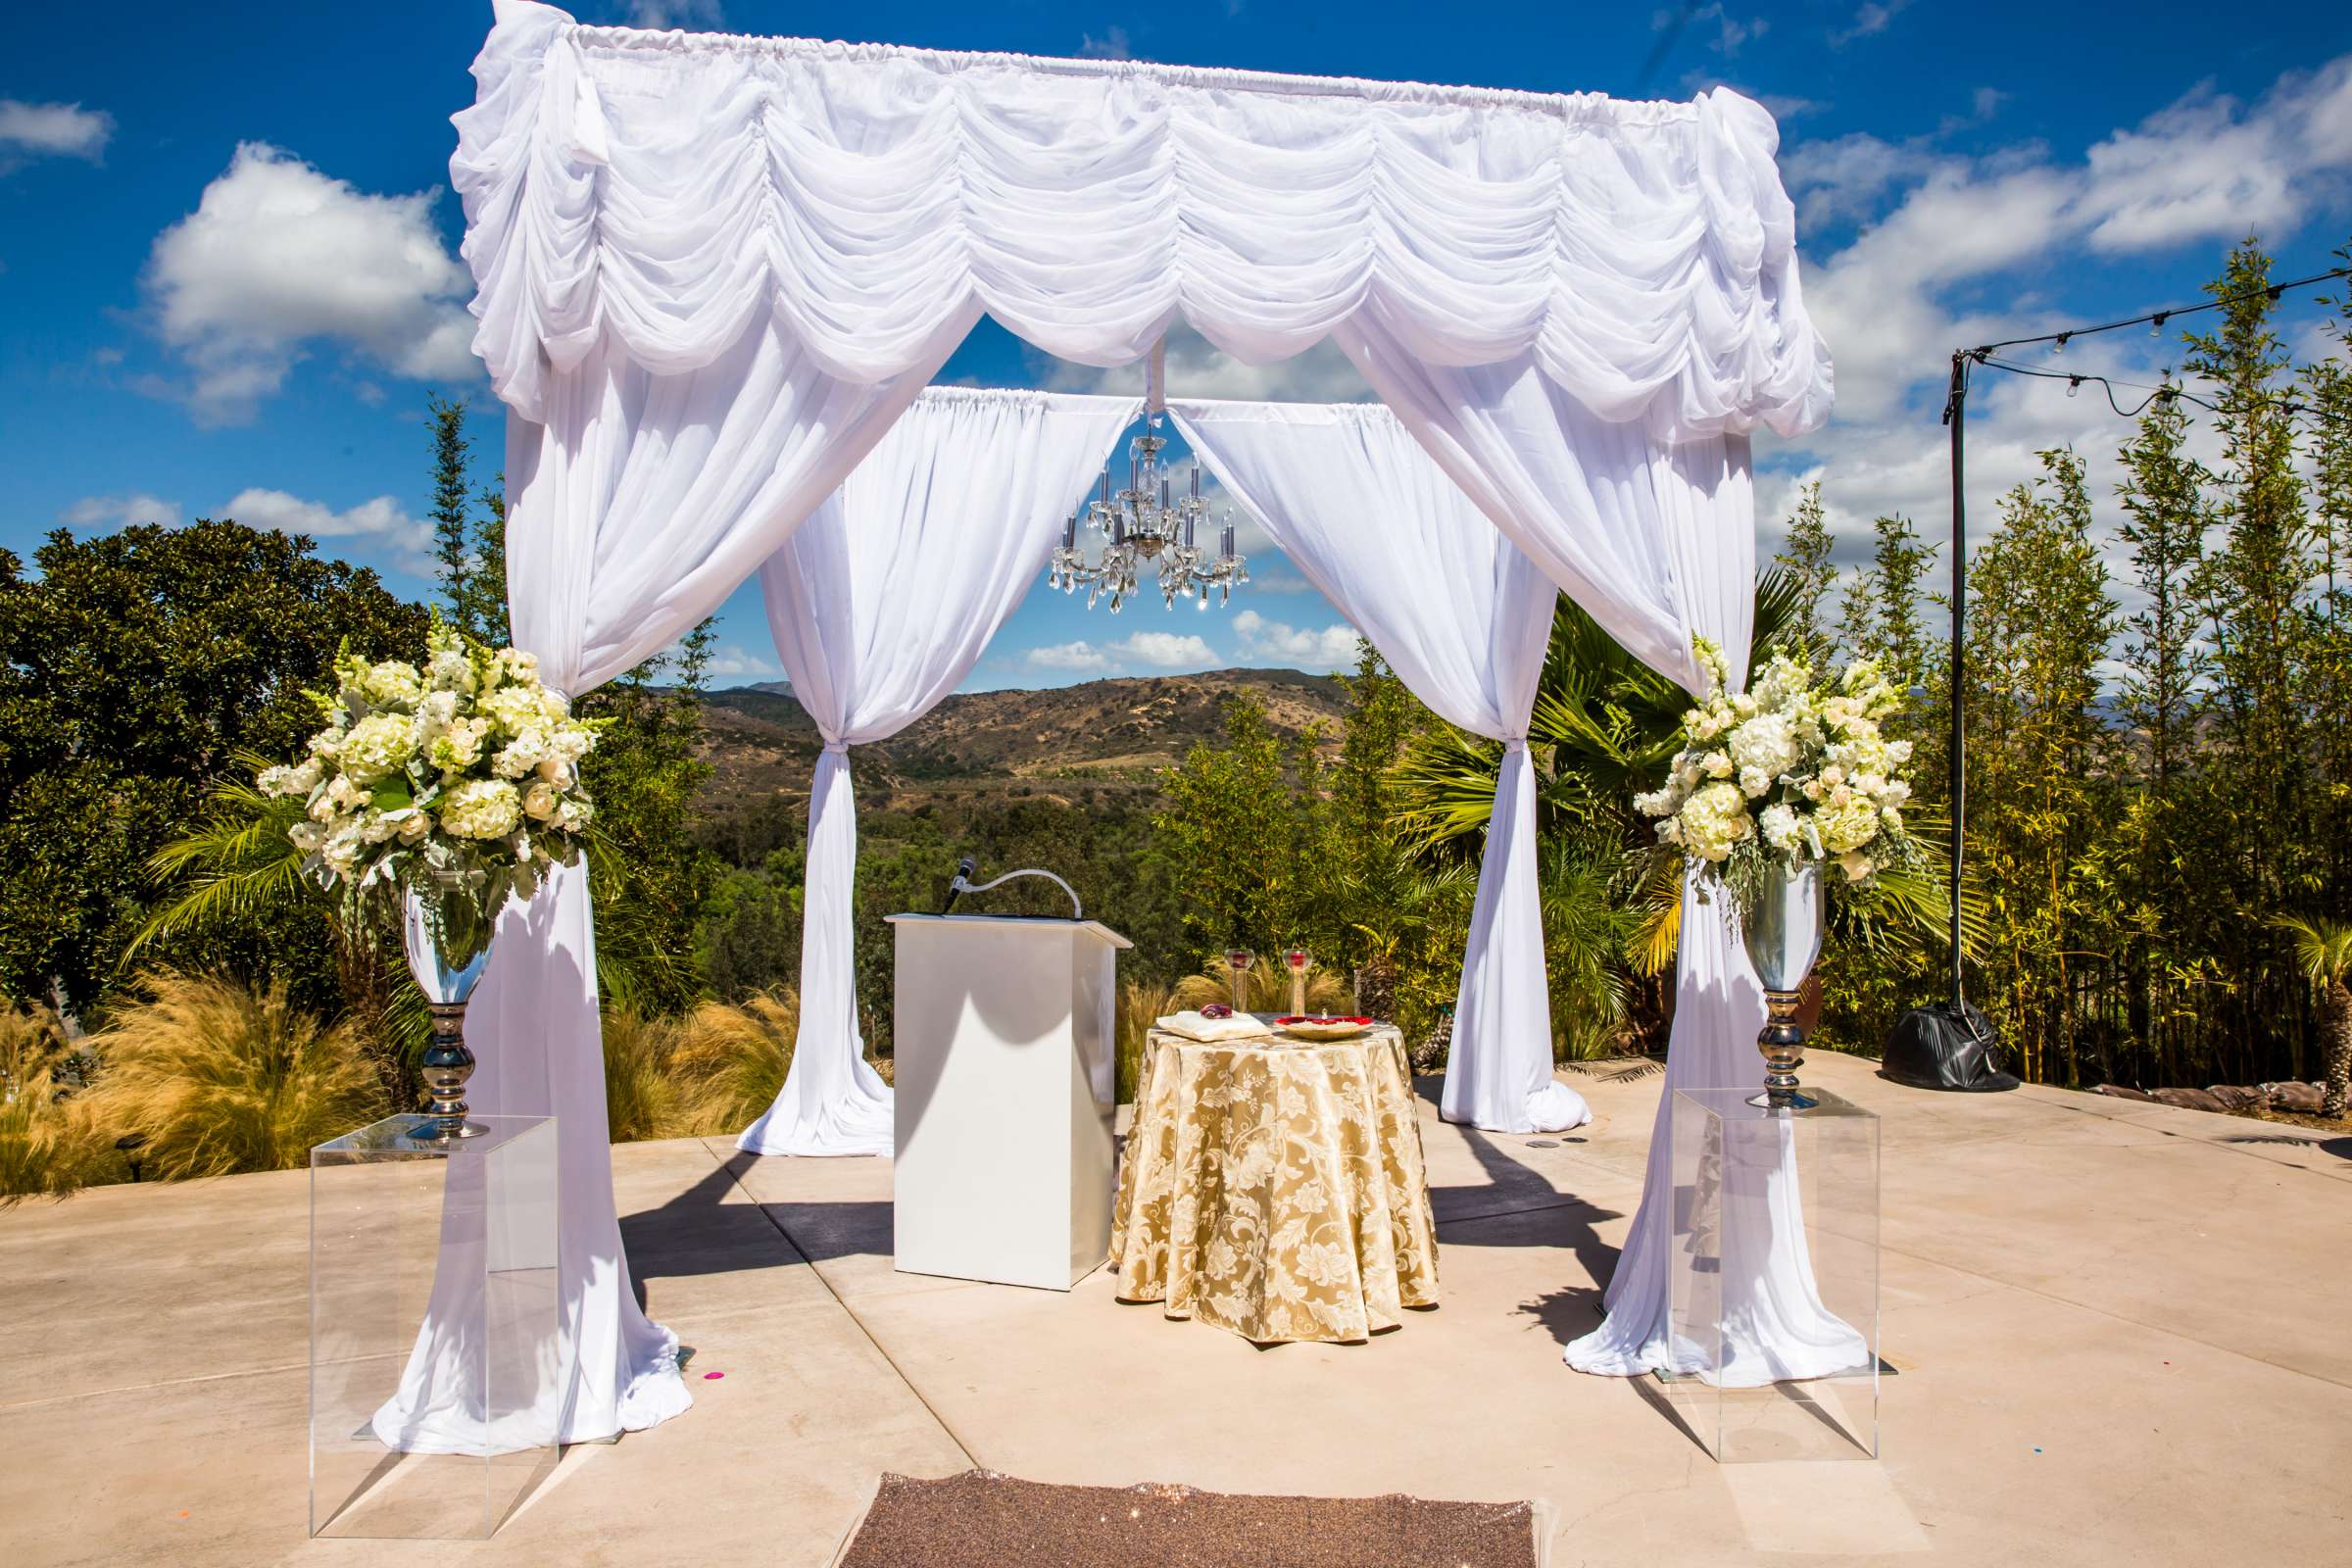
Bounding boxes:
310 1113 562 1538
1663 1087 1880 1462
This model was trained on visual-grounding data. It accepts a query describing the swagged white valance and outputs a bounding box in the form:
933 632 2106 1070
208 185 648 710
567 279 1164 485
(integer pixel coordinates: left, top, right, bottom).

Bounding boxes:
456 1 1830 440
426 0 1837 1446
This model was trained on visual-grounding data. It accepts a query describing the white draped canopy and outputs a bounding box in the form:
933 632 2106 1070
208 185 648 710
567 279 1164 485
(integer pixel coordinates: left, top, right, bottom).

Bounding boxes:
739 389 1143 1156
1167 399 1587 1136
425 0 1836 1444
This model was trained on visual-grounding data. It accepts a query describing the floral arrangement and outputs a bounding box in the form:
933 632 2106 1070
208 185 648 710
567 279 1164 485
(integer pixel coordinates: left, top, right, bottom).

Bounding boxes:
258 619 602 914
1635 638 1918 904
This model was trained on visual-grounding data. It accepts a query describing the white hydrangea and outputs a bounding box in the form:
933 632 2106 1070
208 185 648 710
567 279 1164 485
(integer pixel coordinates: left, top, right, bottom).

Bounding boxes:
337 712 413 783
362 661 423 710
1728 711 1800 781
441 779 522 840
428 717 492 772
1816 797 1880 854
1759 803 1800 853
480 685 546 736
1678 782 1753 862
493 729 550 780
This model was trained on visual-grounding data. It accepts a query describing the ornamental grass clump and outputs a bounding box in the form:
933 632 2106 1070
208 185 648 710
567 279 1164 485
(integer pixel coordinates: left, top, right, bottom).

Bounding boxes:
1635 639 1922 907
0 1001 102 1202
76 974 388 1179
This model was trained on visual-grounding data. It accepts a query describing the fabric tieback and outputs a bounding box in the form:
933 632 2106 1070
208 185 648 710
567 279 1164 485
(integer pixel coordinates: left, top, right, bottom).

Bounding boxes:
1502 735 1528 754
820 739 850 755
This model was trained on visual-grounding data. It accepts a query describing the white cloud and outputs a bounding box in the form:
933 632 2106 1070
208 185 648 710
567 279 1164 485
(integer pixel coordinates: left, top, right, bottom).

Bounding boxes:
622 1 724 25
1231 610 1360 671
1830 0 1912 47
703 646 779 679
222 487 435 575
0 99 113 166
61 493 182 529
143 143 476 423
1667 4 1767 58
1026 640 1112 672
1079 27 1134 61
1109 630 1217 670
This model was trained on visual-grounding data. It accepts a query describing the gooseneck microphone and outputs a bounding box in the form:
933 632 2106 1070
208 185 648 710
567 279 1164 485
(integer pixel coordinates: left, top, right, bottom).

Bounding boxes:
942 856 978 913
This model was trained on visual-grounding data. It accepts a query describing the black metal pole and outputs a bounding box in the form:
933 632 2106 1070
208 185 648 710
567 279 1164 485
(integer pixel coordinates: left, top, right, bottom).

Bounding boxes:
1941 352 1969 1007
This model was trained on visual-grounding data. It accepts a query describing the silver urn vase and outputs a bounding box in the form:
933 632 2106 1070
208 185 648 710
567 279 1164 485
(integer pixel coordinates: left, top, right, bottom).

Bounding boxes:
1741 860 1825 1111
403 883 499 1143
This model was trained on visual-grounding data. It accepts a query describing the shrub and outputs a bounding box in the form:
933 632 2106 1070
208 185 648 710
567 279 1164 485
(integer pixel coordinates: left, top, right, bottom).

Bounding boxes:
1169 960 1350 1017
76 973 389 1179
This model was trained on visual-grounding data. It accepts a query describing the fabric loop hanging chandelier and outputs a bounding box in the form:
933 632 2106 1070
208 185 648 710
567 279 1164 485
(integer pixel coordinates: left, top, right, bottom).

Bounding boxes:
1049 418 1250 612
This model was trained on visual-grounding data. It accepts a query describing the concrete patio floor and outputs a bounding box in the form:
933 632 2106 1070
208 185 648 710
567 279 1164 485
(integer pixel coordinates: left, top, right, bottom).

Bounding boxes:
4 1050 2349 1567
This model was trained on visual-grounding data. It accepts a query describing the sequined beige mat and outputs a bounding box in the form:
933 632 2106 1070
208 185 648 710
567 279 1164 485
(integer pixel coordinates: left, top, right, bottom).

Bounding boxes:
832 1470 1544 1568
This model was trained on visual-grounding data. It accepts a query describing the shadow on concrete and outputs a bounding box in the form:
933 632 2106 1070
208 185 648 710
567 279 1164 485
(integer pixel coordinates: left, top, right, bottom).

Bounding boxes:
619 1156 893 1309
1430 1120 1625 1343
2220 1132 2352 1160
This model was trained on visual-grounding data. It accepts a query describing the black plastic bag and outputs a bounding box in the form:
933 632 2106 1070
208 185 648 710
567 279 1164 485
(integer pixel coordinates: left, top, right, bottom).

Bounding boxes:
1883 999 2020 1092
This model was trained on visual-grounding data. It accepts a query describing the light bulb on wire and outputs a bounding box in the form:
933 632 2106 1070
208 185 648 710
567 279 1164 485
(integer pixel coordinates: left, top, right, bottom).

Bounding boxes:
2052 332 2070 356
2067 375 2082 398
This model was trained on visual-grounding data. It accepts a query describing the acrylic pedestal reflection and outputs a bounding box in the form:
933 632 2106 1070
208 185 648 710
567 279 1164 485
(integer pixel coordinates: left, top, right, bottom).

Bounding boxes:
309 1114 561 1538
1663 1087 1880 1462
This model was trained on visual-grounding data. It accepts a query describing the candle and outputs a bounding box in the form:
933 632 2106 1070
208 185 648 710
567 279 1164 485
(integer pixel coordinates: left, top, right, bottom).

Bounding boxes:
1130 452 1139 493
1184 511 1196 550
1063 512 1077 550
1113 512 1126 545
1160 476 1171 511
1099 470 1110 506
1222 523 1235 559
1190 463 1201 500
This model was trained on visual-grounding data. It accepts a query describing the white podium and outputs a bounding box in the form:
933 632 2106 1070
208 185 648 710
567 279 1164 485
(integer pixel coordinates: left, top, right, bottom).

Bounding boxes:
885 912 1130 1291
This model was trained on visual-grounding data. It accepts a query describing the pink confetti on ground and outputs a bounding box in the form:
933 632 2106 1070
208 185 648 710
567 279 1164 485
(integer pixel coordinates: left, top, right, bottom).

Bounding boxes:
703 1371 724 1380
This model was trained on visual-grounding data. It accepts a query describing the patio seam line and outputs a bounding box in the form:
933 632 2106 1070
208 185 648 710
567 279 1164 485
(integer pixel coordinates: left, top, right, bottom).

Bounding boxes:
1869 1232 2352 1394
0 1358 315 1412
702 1143 982 1472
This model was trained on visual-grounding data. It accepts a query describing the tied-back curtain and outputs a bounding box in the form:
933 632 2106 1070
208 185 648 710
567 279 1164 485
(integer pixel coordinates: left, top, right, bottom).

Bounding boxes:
1167 400 1585 1135
1564 438 1867 1382
739 389 1144 1156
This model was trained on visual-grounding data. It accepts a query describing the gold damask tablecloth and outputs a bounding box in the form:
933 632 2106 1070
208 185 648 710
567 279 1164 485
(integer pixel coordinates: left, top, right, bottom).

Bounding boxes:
1108 1022 1440 1343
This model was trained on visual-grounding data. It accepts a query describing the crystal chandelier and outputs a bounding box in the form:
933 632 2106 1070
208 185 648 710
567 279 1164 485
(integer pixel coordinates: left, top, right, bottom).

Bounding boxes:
1048 422 1249 612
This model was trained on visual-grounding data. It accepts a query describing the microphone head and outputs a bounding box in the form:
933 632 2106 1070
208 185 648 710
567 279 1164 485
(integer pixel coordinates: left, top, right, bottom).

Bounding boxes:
956 855 977 879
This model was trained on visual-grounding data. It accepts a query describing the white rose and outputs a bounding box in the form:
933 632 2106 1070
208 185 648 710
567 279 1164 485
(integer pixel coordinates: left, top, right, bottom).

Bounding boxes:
523 781 560 820
1702 752 1734 779
1838 850 1875 884
399 811 432 844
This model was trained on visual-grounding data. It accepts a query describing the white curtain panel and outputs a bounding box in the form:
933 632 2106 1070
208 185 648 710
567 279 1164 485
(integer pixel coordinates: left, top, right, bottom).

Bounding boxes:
1168 400 1585 1135
738 389 1143 1156
1564 439 1867 1383
457 2 1830 447
377 325 951 1446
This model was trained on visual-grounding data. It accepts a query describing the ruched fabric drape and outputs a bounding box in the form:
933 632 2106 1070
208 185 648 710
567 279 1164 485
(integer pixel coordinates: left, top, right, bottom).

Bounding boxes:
460 2 1829 445
1564 441 1868 1382
443 0 1838 1432
738 389 1143 1156
1167 400 1585 1135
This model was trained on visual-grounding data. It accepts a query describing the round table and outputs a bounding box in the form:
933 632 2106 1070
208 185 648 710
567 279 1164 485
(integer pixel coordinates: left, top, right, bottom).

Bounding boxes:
1108 1022 1440 1344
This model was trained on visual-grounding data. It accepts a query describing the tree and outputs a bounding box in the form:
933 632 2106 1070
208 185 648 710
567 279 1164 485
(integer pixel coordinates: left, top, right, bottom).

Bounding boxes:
1774 480 1838 658
1837 513 1936 696
1962 450 2121 1085
0 522 425 1013
2184 238 2311 921
427 397 507 644
2115 383 2209 796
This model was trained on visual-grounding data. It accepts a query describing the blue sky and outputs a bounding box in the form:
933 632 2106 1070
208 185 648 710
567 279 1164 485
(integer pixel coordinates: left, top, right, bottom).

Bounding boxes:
5 1 2350 689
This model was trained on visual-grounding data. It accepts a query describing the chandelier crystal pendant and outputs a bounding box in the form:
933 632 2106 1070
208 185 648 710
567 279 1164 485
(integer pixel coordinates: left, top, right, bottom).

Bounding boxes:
1048 422 1249 612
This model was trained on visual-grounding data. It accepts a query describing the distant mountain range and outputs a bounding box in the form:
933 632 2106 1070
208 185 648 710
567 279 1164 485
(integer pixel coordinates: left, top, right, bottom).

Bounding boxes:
696 667 1348 810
